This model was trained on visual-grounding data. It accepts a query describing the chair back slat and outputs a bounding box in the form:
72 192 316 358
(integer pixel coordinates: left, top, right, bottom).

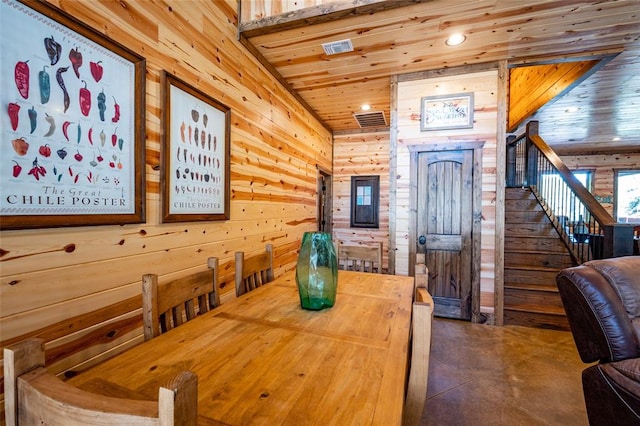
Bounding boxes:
235 244 274 296
143 257 219 340
338 242 383 273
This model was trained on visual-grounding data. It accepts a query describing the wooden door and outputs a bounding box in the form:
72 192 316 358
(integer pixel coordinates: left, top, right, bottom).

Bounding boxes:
416 149 473 320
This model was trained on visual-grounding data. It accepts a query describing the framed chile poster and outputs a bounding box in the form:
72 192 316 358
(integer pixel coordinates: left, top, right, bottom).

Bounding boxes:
161 72 230 223
0 0 146 229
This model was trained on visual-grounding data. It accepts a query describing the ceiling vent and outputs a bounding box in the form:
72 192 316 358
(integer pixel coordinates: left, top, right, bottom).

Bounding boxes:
353 111 387 128
322 39 354 55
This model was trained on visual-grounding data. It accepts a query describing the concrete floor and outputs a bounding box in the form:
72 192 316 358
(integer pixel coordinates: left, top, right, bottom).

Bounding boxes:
422 318 590 426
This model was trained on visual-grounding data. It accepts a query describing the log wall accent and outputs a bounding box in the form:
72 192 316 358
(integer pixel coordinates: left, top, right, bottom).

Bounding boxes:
332 132 390 271
394 68 499 316
0 0 331 400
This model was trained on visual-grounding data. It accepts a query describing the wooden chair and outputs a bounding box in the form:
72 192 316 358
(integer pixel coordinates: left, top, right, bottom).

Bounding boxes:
235 244 274 296
338 241 383 273
403 254 434 426
142 257 220 341
4 338 197 426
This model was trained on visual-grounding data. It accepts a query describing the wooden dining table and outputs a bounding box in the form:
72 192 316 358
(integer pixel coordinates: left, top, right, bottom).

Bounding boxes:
67 270 415 425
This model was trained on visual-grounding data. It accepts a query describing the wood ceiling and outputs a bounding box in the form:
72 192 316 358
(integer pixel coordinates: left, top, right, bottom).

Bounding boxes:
238 0 640 154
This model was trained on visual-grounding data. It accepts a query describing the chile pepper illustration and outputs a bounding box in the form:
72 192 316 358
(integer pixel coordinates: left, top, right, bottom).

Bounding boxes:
56 67 70 112
90 61 103 82
118 137 124 151
12 137 29 156
194 126 199 144
100 129 106 147
28 157 47 181
88 127 94 145
15 60 30 99
97 89 106 121
69 47 83 78
79 80 91 116
57 147 67 159
180 122 186 143
38 144 51 157
77 123 82 144
8 102 20 131
44 36 62 65
112 97 120 123
12 160 22 178
62 121 73 141
43 113 56 137
39 65 50 104
28 106 37 134
203 113 208 128
111 127 118 147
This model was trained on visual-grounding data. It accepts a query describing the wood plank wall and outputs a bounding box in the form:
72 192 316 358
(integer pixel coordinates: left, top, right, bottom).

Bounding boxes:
395 69 499 316
561 153 640 217
332 132 390 271
0 0 331 406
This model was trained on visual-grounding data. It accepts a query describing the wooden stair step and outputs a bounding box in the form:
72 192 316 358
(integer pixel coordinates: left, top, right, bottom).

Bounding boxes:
504 268 561 287
505 252 573 270
505 211 548 223
505 225 557 238
505 288 564 310
504 265 562 273
504 283 559 292
504 303 566 316
504 308 570 331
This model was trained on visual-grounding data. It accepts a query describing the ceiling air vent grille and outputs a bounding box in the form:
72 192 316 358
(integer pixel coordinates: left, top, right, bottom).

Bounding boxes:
353 111 387 128
321 39 354 55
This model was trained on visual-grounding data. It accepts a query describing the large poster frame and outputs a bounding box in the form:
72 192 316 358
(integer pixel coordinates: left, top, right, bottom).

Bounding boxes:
0 0 146 229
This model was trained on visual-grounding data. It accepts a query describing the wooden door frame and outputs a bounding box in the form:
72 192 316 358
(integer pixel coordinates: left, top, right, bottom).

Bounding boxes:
408 141 484 323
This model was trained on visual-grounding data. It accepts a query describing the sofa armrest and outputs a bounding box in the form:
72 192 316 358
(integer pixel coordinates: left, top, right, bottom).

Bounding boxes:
557 265 639 363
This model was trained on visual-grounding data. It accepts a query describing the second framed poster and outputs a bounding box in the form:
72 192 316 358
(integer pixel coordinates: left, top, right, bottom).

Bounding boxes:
162 72 230 222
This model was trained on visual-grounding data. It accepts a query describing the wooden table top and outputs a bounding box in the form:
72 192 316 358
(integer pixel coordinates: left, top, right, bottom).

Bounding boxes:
68 270 415 425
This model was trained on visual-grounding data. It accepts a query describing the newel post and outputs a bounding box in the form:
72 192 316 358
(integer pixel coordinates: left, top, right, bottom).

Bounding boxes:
506 134 517 187
525 121 539 187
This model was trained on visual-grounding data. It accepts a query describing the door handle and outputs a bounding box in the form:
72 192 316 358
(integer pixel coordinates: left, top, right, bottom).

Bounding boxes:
418 235 426 245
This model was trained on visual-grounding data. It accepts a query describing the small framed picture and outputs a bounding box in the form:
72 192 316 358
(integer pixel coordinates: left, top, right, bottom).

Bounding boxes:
161 72 230 223
420 92 474 131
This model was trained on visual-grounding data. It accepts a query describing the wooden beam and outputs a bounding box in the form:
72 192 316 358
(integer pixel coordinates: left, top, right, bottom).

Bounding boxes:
239 0 432 38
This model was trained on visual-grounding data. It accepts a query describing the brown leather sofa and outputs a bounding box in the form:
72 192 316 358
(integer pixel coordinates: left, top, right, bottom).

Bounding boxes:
556 256 640 425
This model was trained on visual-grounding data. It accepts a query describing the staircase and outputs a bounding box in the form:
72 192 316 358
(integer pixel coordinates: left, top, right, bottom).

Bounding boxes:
504 188 575 330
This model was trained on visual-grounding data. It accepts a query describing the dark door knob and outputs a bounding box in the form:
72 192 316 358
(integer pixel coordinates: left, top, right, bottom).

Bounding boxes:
418 235 426 245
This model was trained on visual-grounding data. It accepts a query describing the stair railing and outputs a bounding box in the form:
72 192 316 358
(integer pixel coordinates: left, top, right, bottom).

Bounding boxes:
506 121 634 263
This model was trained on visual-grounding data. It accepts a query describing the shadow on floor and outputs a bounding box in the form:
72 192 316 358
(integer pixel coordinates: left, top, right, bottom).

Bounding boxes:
422 318 589 426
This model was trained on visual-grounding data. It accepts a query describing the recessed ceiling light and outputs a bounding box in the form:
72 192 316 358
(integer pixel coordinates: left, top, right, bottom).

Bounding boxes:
565 107 580 113
361 104 371 111
445 33 466 46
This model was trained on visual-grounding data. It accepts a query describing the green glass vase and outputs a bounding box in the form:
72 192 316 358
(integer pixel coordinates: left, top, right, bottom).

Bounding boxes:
295 232 338 310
